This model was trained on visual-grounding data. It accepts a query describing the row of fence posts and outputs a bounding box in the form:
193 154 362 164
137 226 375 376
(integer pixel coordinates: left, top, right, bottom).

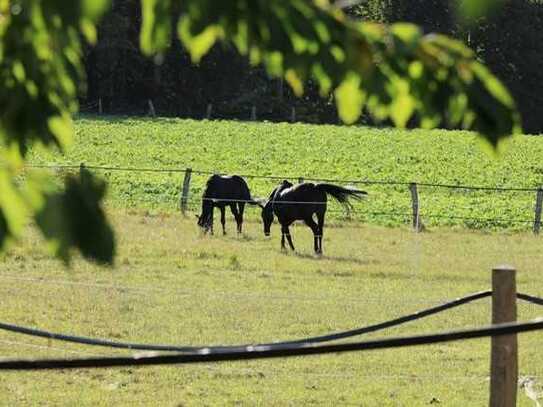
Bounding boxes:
93 99 298 123
177 168 543 235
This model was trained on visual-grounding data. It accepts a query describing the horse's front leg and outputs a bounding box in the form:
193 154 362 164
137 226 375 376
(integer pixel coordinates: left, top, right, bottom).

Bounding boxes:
209 206 215 235
281 225 295 251
220 206 226 235
230 203 241 234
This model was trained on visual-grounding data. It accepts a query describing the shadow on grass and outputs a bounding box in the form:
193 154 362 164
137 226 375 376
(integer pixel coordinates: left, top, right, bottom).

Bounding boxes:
290 252 371 266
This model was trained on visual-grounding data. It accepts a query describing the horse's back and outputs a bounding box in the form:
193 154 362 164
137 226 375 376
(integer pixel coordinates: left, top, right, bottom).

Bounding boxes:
278 182 326 203
274 182 326 221
204 174 251 200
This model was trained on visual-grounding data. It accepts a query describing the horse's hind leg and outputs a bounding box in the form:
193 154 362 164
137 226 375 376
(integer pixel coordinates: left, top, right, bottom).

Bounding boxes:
304 217 320 254
220 206 226 235
230 203 242 234
237 203 245 233
317 211 325 254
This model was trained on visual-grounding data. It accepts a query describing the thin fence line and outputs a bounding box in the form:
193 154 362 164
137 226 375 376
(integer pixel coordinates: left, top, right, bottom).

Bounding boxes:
0 336 524 383
417 182 538 193
420 213 534 224
1 318 543 371
0 344 494 381
518 293 543 306
25 164 541 192
122 197 534 224
189 201 532 223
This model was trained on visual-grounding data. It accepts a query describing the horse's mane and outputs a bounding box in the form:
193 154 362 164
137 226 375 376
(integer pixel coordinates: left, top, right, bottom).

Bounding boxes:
269 180 293 201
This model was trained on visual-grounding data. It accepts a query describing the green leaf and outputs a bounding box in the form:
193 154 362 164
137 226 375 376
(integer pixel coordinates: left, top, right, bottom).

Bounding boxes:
285 69 304 97
178 18 221 63
0 208 8 251
48 115 74 150
335 72 366 124
34 169 115 266
81 0 110 22
389 80 415 128
390 23 422 51
457 0 505 24
0 169 28 241
80 18 97 44
140 0 172 55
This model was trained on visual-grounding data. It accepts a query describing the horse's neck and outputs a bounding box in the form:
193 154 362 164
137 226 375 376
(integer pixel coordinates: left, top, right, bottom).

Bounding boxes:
202 198 214 213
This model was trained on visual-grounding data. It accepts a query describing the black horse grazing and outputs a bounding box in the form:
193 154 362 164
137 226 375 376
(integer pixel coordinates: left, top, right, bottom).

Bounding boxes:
197 174 255 235
260 181 367 254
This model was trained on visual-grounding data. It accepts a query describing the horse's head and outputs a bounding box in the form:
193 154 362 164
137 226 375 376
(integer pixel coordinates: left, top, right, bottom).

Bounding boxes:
196 213 212 233
260 200 274 236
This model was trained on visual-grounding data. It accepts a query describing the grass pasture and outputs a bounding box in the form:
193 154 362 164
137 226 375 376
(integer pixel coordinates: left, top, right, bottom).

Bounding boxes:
0 211 543 405
28 116 543 231
1 117 541 405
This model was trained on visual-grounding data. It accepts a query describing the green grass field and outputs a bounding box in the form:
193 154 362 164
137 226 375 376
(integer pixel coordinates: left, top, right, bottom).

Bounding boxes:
28 116 543 230
1 117 541 405
0 212 542 405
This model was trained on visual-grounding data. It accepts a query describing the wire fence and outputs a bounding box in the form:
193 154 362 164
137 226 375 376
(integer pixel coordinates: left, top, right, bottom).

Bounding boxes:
23 163 543 232
0 289 541 370
1 318 542 371
0 290 494 352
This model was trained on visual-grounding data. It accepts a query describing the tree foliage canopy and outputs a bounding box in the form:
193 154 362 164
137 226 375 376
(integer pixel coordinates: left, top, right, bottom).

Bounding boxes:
0 0 521 264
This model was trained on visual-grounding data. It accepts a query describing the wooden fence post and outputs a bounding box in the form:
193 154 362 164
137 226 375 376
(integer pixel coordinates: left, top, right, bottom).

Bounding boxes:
251 106 257 121
206 104 213 119
489 265 518 407
148 100 156 117
79 162 85 176
180 168 192 214
409 182 422 232
533 187 543 235
290 107 296 123
98 98 103 115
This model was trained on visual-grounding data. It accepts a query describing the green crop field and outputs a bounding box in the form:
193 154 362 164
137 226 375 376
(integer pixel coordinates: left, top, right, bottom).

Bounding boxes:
28 116 543 231
1 117 541 405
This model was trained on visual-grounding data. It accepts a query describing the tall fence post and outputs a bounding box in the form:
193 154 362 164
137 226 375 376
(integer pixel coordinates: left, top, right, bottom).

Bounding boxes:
290 107 296 123
409 182 422 232
250 106 257 121
148 100 156 118
98 98 103 115
180 168 192 214
533 187 543 235
206 104 213 119
489 265 518 407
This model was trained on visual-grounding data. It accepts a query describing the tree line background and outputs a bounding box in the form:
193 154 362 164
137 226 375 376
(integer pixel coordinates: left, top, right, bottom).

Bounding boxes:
82 0 543 133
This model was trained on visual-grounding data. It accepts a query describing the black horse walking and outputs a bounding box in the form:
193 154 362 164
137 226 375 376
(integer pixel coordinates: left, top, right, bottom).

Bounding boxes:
197 174 255 235
260 181 367 254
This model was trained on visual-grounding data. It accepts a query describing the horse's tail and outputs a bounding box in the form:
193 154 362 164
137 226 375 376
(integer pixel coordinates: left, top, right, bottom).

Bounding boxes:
315 184 367 209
